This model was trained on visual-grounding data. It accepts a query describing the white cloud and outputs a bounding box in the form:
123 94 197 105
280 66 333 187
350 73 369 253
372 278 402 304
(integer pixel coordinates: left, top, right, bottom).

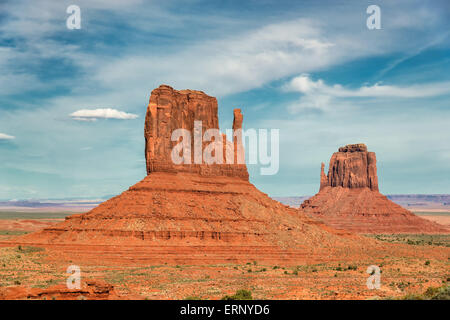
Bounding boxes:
285 74 450 113
69 108 138 121
0 133 15 140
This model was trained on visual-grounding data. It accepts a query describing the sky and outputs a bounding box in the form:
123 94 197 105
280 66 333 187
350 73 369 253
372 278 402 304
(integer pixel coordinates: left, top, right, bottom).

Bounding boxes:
0 0 449 200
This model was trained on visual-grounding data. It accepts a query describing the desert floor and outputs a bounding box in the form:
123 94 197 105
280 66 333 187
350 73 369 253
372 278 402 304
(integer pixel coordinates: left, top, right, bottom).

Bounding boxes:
413 211 450 230
0 210 448 300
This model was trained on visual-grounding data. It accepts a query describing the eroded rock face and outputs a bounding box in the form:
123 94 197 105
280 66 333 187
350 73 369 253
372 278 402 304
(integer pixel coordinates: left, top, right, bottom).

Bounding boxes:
321 143 378 191
0 280 119 300
145 85 248 180
301 144 447 234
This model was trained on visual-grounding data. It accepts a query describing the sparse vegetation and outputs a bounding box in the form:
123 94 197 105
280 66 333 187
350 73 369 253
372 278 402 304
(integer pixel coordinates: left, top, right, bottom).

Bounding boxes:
366 234 450 247
222 289 252 300
0 211 73 220
16 246 44 254
0 230 29 236
399 285 450 300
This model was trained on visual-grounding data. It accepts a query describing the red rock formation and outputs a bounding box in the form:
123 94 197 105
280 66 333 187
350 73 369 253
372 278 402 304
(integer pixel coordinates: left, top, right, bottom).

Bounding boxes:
145 85 248 180
319 163 327 191
0 280 119 300
301 144 447 234
323 143 378 191
8 85 374 265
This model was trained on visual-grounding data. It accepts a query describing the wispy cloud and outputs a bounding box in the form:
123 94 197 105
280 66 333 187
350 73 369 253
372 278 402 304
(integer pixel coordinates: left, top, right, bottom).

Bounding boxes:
0 133 15 140
70 108 138 121
376 31 450 79
285 74 450 113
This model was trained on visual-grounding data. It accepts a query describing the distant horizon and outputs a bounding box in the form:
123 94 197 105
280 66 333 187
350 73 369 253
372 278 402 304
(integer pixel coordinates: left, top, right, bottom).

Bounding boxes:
1 192 450 202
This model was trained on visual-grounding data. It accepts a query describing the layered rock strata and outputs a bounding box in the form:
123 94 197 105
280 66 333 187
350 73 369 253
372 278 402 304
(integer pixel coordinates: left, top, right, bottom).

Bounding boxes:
301 144 447 234
145 85 248 180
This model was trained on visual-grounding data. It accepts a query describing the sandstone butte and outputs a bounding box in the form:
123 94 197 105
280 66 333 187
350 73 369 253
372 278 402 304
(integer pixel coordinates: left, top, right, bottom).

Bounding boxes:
300 144 448 234
5 85 378 265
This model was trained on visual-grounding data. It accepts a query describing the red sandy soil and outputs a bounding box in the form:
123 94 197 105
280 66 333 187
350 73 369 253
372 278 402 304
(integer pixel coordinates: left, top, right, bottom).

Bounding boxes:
0 219 61 232
0 279 119 300
418 215 450 231
0 219 62 241
0 238 448 300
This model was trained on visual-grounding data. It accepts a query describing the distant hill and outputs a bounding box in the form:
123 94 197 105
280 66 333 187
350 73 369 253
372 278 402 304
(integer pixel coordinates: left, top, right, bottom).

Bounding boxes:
386 194 450 211
1 194 449 212
272 196 311 208
0 198 110 212
274 194 450 211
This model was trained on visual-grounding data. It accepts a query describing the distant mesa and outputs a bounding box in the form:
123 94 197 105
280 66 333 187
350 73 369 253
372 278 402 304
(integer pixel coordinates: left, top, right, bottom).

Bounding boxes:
301 144 447 234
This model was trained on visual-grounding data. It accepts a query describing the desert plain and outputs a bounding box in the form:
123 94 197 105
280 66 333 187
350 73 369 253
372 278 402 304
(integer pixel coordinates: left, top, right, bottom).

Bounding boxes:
0 208 448 300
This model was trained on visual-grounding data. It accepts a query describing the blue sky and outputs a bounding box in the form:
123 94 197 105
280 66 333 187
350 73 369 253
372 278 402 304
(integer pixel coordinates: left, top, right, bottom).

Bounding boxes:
0 0 449 200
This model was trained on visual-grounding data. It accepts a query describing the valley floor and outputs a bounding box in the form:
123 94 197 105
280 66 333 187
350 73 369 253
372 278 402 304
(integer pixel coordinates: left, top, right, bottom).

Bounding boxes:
0 211 448 300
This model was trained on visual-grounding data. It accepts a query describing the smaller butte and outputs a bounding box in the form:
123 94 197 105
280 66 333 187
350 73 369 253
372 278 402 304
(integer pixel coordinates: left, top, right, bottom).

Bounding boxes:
301 144 448 234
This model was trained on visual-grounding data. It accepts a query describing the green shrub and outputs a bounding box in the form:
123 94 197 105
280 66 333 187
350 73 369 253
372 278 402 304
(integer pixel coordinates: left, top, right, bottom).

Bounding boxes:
400 285 450 300
16 246 44 254
222 289 252 300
